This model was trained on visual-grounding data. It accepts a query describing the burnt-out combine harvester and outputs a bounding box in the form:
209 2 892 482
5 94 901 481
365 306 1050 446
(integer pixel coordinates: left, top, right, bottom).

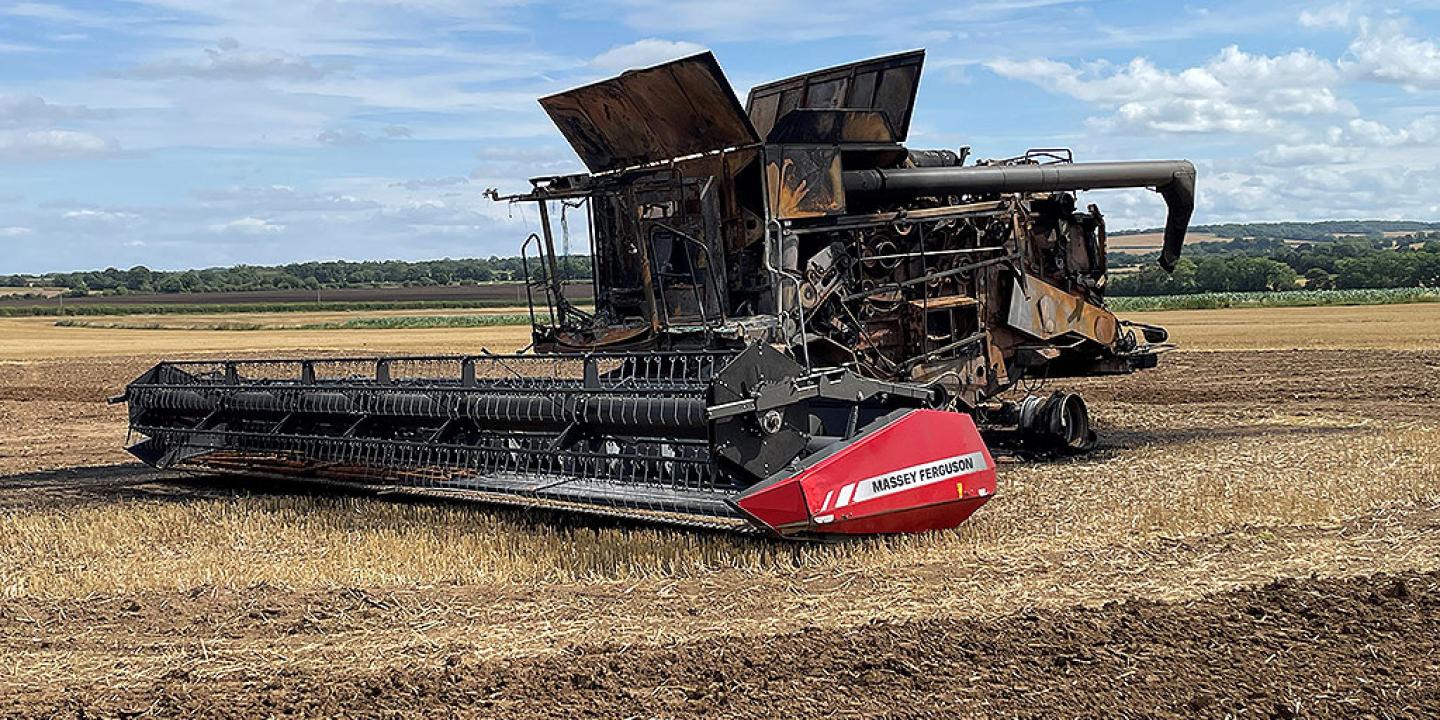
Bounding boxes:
120 51 1196 537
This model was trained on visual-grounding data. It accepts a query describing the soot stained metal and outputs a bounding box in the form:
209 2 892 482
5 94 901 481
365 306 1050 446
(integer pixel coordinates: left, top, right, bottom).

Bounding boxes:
120 50 1196 538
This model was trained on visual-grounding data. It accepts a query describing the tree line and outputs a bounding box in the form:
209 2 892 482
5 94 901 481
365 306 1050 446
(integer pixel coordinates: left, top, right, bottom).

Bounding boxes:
2 256 594 297
1109 232 1440 296
1112 219 1440 243
8 220 1440 299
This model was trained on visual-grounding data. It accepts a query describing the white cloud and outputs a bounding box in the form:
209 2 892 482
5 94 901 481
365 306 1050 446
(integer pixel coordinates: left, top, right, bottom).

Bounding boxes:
1256 114 1440 167
210 217 286 234
1255 143 1363 167
0 172 545 272
0 96 106 128
0 226 31 237
5 3 574 154
195 185 382 213
391 176 469 190
1092 160 1440 231
592 0 1088 44
596 0 844 41
1206 164 1440 222
51 207 145 234
131 39 341 81
315 125 412 146
0 42 48 53
1343 19 1440 91
469 145 584 187
380 200 494 228
0 130 120 162
1343 116 1440 147
315 128 373 146
1299 3 1355 29
2 2 128 26
4 0 1437 272
988 46 1352 135
590 39 707 72
63 209 129 219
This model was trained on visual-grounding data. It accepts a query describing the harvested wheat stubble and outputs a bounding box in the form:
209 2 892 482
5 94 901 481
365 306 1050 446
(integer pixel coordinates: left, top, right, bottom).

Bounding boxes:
4 355 1437 598
3 303 1440 717
13 569 1440 719
4 501 1440 697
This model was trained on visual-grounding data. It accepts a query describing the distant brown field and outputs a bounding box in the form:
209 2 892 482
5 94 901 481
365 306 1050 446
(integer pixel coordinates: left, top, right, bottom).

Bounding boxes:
1335 231 1420 239
51 306 537 331
0 281 592 308
0 312 536 360
1108 231 1223 253
0 287 64 299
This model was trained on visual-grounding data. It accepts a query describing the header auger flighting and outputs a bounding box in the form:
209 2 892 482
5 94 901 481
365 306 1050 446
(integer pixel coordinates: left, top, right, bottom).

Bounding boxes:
120 50 1196 537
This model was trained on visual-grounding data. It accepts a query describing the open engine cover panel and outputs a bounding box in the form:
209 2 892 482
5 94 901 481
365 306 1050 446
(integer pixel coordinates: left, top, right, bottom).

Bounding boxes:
540 52 760 173
745 49 925 143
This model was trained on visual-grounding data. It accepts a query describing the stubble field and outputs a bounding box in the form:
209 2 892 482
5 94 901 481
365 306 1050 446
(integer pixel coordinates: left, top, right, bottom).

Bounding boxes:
2 303 1440 718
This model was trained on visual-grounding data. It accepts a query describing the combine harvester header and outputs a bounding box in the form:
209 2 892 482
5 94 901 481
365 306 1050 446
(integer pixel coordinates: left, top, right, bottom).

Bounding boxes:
120 50 1194 537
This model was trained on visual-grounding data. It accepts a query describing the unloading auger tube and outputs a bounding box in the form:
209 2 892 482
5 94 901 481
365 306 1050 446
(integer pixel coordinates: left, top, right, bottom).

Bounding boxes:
118 48 1196 538
843 160 1197 272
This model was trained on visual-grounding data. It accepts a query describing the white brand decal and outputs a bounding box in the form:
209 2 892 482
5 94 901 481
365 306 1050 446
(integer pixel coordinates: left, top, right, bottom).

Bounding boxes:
847 452 988 504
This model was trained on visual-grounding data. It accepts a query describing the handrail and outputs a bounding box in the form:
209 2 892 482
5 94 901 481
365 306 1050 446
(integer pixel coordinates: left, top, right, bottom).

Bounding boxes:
518 232 552 329
646 221 726 328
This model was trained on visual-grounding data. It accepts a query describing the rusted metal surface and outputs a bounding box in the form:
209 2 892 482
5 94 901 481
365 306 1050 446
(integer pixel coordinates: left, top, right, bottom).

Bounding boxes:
1006 274 1119 346
540 52 759 173
746 50 925 143
764 147 844 219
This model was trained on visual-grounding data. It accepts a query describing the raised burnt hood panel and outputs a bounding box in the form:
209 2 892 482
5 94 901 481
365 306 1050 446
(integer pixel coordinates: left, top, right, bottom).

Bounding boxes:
745 50 925 144
540 52 761 173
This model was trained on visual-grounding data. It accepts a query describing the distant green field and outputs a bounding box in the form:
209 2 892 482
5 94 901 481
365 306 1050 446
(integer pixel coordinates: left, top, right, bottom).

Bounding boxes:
1108 287 1440 312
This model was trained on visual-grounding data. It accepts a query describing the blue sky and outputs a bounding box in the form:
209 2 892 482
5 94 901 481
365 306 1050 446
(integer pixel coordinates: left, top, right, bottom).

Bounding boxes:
1 0 1438 273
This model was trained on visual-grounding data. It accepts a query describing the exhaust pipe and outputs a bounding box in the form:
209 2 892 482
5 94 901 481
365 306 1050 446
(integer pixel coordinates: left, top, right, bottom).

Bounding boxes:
843 160 1197 272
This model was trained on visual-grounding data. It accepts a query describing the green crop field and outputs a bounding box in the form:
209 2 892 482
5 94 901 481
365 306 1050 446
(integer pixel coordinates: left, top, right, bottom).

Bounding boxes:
1107 287 1440 312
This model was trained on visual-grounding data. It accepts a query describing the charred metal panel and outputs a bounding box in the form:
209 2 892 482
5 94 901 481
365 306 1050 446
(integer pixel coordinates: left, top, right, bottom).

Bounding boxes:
765 109 897 144
541 52 760 173
1007 274 1119 345
746 50 925 143
764 146 845 219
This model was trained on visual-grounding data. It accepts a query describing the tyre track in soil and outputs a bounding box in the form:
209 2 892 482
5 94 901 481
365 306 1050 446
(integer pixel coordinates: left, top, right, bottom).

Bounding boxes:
4 344 1440 717
21 570 1440 720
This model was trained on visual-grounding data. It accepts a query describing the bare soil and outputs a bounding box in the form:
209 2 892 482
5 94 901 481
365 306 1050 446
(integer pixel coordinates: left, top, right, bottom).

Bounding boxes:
12 570 1439 719
2 304 1439 718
